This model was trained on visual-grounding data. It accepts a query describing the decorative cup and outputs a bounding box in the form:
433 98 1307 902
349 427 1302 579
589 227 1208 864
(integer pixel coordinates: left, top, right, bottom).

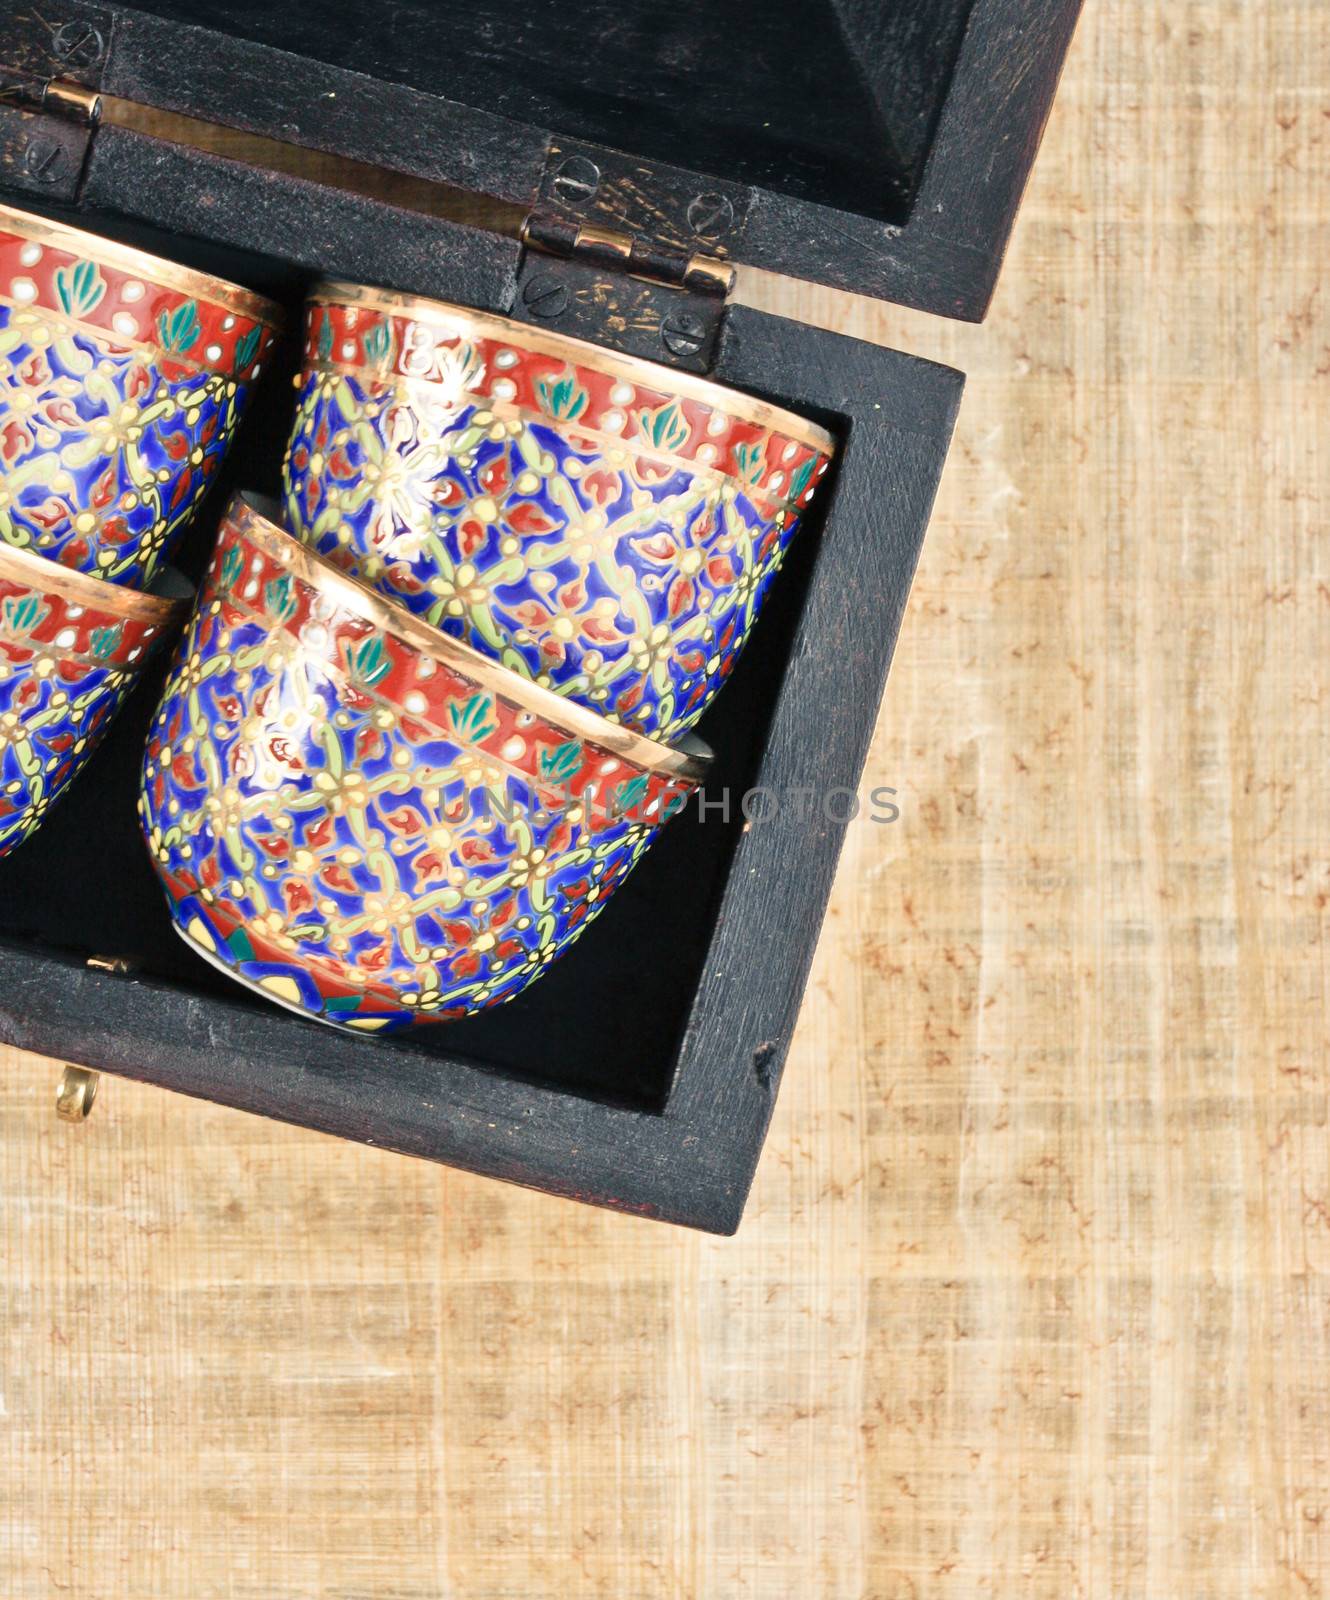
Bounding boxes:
283 283 834 741
0 539 187 857
0 202 282 586
139 494 709 1033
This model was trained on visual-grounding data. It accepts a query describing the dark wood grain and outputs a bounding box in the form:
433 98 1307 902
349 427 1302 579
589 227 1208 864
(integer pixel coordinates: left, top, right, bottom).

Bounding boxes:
742 0 1086 316
80 124 523 310
0 104 92 202
113 0 911 221
25 0 1081 318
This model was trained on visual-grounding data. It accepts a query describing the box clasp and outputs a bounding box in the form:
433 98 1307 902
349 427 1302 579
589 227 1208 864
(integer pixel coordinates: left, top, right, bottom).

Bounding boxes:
55 1065 99 1122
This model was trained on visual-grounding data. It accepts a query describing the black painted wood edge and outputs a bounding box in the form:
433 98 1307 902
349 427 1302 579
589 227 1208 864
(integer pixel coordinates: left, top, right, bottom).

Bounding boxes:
80 124 524 309
742 0 1085 318
104 3 547 205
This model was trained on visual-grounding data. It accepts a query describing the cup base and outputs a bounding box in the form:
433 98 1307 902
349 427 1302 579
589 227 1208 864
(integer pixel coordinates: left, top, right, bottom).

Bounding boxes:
169 913 397 1035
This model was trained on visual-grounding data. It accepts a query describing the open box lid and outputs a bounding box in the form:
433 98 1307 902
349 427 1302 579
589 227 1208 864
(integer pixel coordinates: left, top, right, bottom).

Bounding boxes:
0 0 1081 324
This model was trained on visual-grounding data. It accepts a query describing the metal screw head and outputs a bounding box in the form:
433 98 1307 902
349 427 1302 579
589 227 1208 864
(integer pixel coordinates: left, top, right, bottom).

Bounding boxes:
687 191 735 241
660 309 706 360
551 155 601 207
521 274 569 321
52 19 105 66
23 139 67 185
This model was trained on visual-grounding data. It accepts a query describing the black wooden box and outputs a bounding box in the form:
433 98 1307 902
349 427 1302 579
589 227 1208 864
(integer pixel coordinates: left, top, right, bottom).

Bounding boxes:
0 0 1080 1231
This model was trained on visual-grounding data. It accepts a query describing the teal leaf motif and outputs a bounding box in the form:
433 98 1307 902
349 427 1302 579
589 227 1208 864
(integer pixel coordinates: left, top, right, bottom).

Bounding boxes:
264 572 298 622
219 542 246 589
536 374 589 422
351 634 391 687
539 738 582 783
89 623 123 661
363 320 393 366
54 258 106 318
734 440 765 487
612 773 650 819
158 299 201 355
447 691 497 744
317 313 334 361
234 323 263 372
2 593 47 636
788 454 817 504
638 399 691 455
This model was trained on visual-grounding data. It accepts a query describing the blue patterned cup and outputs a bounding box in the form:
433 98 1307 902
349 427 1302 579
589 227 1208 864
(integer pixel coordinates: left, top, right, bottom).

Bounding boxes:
0 538 187 857
283 284 834 741
139 495 709 1033
0 202 282 586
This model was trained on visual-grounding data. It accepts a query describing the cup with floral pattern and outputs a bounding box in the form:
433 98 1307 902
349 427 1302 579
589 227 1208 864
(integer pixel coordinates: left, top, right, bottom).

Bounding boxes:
282 283 834 741
0 202 282 586
0 538 187 857
139 493 710 1033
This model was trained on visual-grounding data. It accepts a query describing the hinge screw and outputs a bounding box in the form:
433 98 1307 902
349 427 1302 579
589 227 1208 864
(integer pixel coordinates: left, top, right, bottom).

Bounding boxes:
660 309 706 360
551 155 601 207
23 138 67 185
52 20 105 67
521 274 569 320
687 192 735 241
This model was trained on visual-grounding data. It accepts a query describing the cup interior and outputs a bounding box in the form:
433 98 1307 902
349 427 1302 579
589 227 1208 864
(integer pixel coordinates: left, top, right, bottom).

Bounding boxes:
150 566 195 603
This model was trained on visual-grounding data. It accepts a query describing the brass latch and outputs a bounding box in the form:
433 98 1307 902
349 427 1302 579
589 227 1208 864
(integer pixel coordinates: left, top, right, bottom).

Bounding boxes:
50 953 139 1121
56 1065 99 1121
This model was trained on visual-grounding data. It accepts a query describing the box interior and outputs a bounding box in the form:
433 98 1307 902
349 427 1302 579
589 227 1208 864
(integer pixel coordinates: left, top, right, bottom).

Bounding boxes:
114 0 977 226
0 208 841 1116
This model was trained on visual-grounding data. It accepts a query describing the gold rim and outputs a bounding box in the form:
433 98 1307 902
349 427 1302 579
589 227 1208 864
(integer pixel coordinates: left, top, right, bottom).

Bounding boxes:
302 358 814 513
2 296 223 379
0 202 285 329
0 538 189 630
227 495 712 786
312 281 836 457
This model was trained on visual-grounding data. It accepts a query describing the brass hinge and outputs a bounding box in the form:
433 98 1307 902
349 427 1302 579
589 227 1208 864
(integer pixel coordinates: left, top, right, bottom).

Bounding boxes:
513 140 747 370
520 213 735 299
0 72 102 125
0 69 101 200
41 76 102 125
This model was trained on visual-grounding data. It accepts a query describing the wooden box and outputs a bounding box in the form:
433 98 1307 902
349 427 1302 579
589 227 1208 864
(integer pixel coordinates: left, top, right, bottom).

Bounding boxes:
0 0 1080 1231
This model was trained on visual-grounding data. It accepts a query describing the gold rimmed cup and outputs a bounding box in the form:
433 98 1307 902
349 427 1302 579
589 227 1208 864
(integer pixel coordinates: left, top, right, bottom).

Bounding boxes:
0 535 188 858
139 492 709 1033
0 201 283 586
283 281 835 741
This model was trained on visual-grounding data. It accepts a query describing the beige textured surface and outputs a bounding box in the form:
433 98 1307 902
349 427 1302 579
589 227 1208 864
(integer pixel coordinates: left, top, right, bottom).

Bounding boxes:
4 3 1330 1594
